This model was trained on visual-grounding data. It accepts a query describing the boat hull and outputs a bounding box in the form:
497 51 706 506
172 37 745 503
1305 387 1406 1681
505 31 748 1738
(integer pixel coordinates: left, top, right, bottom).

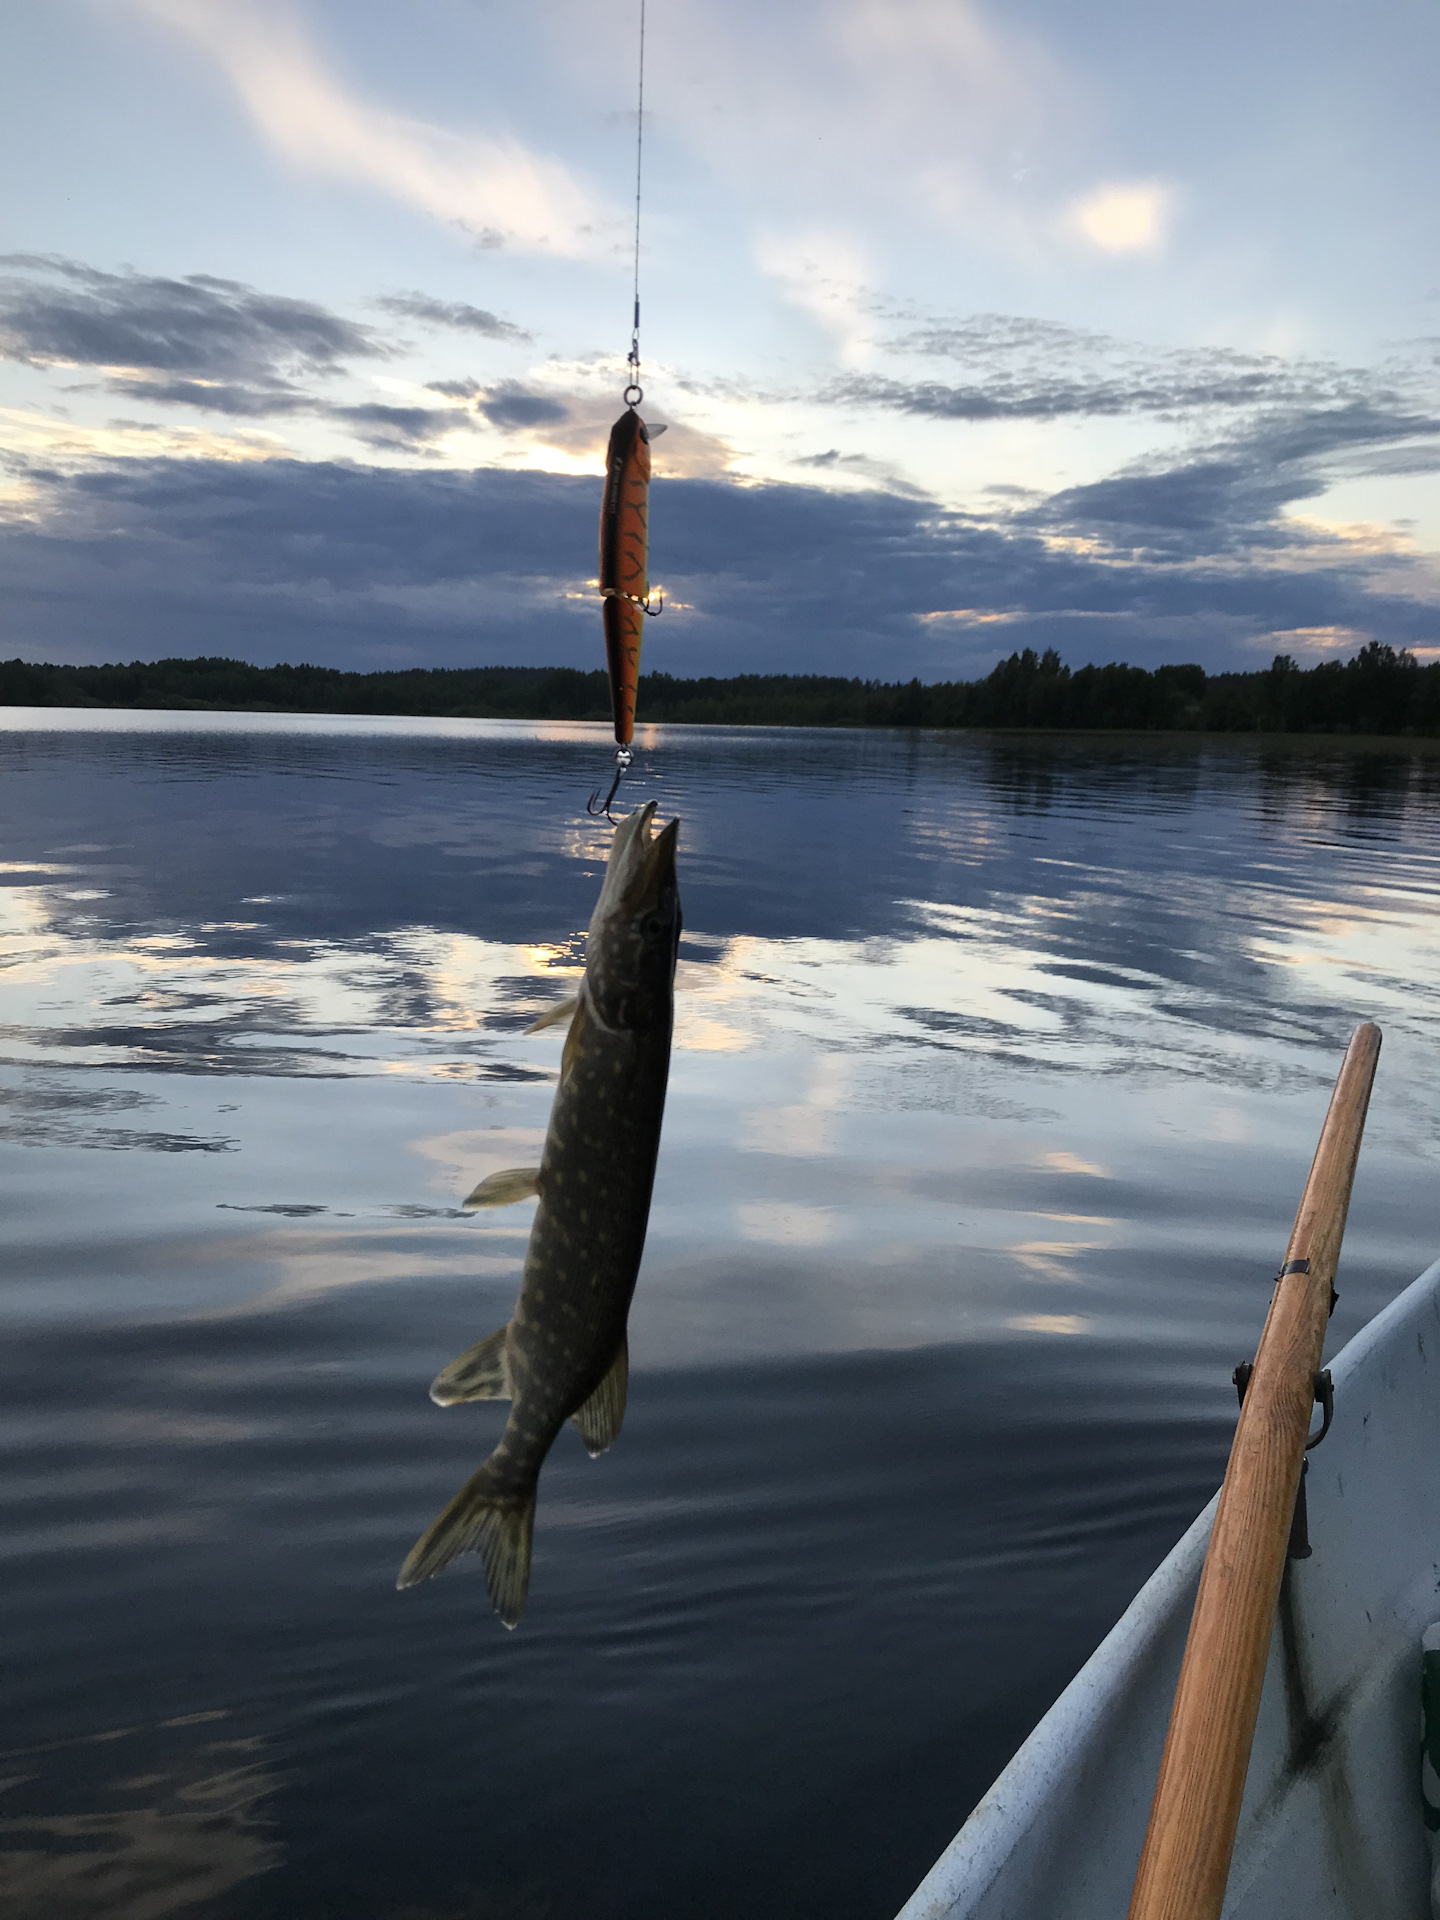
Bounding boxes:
900 1257 1440 1919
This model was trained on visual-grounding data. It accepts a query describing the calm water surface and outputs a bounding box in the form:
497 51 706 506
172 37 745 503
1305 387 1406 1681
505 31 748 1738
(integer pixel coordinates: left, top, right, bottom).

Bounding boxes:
5 713 1440 1919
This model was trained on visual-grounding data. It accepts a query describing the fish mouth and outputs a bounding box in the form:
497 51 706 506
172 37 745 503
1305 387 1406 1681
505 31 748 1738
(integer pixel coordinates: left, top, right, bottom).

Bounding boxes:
594 801 679 924
638 812 679 901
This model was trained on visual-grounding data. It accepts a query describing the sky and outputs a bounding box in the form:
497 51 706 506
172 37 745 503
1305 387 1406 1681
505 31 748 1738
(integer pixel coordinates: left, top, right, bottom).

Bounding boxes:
2 0 1438 680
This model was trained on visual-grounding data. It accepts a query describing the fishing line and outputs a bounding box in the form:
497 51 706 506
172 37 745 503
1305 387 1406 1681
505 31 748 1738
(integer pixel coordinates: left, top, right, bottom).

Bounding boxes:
589 0 663 819
626 0 647 404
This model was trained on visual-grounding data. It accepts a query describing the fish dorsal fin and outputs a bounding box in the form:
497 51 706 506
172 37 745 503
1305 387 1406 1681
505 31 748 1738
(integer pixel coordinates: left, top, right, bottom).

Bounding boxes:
571 1336 628 1458
430 1323 513 1406
526 993 579 1036
463 1167 542 1209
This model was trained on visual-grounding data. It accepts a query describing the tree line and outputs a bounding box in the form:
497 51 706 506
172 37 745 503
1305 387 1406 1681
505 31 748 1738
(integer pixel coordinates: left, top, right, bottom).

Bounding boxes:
2 643 1438 735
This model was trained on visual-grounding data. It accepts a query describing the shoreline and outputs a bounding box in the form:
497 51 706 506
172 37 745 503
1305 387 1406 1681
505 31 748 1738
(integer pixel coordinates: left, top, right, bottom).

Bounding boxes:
5 644 1439 740
5 702 1440 752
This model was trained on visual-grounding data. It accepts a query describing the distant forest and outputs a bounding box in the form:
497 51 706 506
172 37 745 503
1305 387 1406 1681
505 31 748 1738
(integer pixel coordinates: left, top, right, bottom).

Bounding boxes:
4 643 1440 735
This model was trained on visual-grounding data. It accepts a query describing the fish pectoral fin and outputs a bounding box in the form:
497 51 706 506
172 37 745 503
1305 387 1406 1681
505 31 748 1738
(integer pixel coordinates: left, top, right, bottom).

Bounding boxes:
430 1324 513 1406
462 1167 542 1210
525 993 579 1035
571 1336 629 1458
560 992 594 1076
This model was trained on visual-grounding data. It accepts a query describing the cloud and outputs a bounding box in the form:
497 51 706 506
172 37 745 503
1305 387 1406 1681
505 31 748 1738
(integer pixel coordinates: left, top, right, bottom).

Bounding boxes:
1 459 613 667
917 608 1024 627
375 292 532 343
4 250 1434 665
4 450 1436 677
133 0 609 255
1067 181 1172 255
330 403 457 452
615 0 1069 248
0 251 733 472
405 370 738 476
473 381 571 430
1030 401 1440 562
755 228 873 361
0 256 479 452
99 377 313 417
418 374 609 443
1266 625 1373 657
0 254 378 396
790 447 928 496
0 405 283 470
829 312 1399 423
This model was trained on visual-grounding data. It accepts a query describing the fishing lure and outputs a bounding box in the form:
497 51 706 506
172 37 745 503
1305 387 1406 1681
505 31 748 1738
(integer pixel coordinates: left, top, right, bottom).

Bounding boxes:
600 408 656 738
590 401 663 816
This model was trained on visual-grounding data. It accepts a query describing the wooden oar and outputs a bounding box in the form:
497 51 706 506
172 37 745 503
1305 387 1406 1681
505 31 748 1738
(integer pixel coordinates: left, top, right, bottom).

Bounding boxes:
1126 1020 1382 1920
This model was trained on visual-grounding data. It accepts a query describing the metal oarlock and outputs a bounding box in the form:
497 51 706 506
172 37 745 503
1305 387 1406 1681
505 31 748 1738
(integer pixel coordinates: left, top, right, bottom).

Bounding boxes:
1233 1362 1334 1558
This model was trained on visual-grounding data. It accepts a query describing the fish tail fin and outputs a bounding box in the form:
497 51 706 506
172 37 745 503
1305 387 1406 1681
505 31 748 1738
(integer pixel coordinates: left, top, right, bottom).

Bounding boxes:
397 1460 537 1628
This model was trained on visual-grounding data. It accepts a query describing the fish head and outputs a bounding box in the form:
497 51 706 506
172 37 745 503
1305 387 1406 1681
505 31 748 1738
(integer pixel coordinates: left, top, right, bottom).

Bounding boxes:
585 801 681 1030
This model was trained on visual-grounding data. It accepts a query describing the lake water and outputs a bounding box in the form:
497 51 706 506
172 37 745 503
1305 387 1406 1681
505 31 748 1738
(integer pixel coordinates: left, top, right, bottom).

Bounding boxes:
5 712 1440 1920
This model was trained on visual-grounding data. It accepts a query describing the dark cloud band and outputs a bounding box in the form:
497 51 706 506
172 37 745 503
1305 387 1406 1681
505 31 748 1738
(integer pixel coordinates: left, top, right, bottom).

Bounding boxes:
3 455 1433 678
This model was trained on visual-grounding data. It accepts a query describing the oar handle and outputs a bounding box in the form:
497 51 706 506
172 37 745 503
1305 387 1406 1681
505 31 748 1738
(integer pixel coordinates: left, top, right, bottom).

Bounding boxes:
1127 1021 1382 1920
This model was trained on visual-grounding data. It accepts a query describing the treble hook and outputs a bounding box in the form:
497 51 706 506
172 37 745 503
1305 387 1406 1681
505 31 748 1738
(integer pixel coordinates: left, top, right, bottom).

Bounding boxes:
587 746 633 822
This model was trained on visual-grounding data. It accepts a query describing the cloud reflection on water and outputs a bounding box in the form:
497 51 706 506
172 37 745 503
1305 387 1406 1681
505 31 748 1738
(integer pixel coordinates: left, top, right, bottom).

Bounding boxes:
0 1715 280 1920
4 719 1440 1357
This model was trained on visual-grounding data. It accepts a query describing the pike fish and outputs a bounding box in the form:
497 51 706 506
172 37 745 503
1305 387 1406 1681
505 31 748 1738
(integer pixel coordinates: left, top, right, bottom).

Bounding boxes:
398 801 681 1625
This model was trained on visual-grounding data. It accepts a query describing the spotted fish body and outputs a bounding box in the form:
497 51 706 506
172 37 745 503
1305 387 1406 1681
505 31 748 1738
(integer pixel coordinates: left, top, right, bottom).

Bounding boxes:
398 802 680 1625
599 408 653 746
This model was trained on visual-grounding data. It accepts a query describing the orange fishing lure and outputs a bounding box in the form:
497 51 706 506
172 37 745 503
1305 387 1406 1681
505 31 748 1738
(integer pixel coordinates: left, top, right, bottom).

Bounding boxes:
598 407 656 747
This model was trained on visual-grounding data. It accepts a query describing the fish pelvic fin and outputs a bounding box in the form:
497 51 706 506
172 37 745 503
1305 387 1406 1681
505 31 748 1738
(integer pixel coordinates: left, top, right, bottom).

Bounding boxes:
430 1323 513 1406
396 1459 537 1628
463 1166 542 1210
525 993 579 1036
571 1336 629 1458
